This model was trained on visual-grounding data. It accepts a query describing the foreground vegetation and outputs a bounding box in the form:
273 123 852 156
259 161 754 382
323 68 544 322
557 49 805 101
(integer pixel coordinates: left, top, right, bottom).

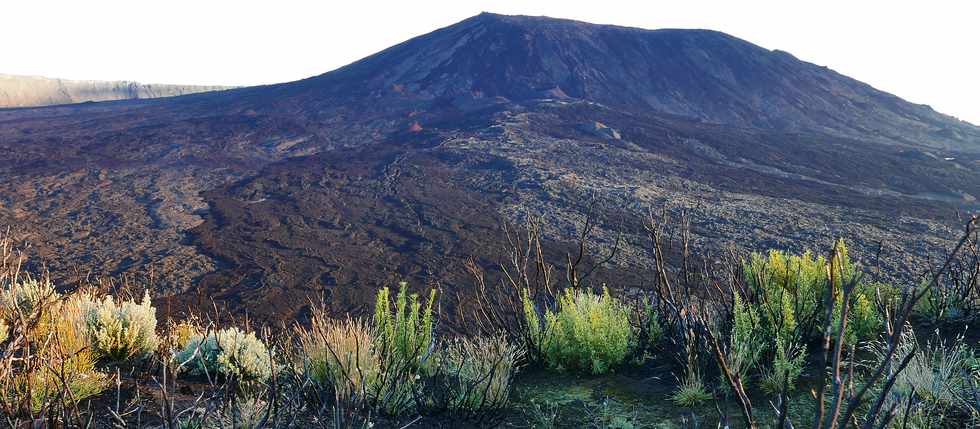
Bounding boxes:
0 212 977 428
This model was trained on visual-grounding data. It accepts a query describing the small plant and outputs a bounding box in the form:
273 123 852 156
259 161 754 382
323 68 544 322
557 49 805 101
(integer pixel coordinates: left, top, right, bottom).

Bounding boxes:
0 318 7 343
673 333 711 407
297 314 380 404
639 297 664 352
164 317 204 353
523 399 560 428
759 335 805 394
372 281 436 369
672 366 712 407
524 286 633 374
81 290 159 362
869 326 978 427
1 275 60 316
175 326 274 382
586 397 638 429
215 395 270 429
0 283 109 415
430 334 523 412
727 292 762 389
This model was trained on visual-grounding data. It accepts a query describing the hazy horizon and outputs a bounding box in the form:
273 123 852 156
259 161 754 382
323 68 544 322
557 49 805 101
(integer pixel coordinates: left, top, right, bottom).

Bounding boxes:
4 1 979 124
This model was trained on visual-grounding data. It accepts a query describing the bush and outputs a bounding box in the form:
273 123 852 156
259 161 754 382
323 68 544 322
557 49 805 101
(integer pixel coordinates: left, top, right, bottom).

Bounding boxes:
431 335 523 412
727 292 763 389
1 276 60 316
80 290 159 362
372 282 436 369
297 315 381 404
0 280 108 415
671 370 711 407
175 327 274 382
759 335 805 394
0 318 7 343
870 326 978 427
524 287 633 374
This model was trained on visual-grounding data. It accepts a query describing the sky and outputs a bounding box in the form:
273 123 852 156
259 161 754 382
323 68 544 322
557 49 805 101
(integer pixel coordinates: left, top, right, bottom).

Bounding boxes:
3 1 978 124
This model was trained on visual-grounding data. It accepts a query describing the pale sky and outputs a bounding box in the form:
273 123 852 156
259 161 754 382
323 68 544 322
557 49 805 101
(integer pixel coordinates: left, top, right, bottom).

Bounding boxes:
3 1 978 124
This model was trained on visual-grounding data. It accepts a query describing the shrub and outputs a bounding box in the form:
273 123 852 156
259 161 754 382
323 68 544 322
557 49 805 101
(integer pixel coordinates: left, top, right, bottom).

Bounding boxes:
0 283 108 415
525 287 633 374
0 276 60 317
370 282 439 415
671 370 711 407
214 395 270 429
870 326 978 427
638 297 663 352
372 282 436 369
432 335 523 411
0 318 7 343
175 327 274 382
759 335 806 394
80 290 159 362
728 292 762 388
297 315 381 404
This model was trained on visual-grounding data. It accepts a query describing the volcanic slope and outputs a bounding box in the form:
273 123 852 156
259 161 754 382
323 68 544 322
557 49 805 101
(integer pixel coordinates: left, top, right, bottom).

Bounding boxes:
0 13 977 320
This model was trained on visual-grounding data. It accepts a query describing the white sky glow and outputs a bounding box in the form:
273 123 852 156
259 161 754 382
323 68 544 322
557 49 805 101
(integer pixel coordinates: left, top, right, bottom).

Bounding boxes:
3 0 978 124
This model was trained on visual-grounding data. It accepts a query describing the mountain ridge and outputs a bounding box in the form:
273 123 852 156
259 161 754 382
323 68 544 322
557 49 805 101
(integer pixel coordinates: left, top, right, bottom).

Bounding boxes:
0 73 233 108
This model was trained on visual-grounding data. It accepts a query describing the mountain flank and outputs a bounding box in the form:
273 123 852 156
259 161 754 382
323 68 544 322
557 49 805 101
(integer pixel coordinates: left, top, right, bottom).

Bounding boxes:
0 13 977 321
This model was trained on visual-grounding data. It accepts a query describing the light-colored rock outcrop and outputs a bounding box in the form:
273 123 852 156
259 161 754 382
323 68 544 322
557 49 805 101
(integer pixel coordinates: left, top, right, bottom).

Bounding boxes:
0 73 231 107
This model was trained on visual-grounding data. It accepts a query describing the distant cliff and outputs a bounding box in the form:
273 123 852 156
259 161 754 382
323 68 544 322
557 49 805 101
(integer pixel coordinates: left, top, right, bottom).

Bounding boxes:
0 73 232 107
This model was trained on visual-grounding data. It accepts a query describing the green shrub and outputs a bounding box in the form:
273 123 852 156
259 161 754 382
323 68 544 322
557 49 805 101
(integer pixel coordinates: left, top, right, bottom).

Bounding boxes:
640 297 664 351
175 327 274 382
372 282 436 369
727 292 763 389
759 335 805 394
525 287 633 374
434 335 522 411
80 291 159 362
738 240 885 397
0 318 7 343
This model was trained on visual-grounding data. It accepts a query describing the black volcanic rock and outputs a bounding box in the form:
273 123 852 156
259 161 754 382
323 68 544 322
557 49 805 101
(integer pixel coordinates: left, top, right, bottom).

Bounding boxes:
308 13 980 151
0 13 977 321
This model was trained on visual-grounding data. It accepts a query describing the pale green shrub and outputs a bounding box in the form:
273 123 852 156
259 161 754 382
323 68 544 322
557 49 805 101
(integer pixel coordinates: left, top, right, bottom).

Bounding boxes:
741 241 884 396
672 369 711 407
297 315 380 403
436 335 523 411
81 291 159 362
0 276 59 317
1 289 108 414
175 327 274 382
743 241 882 345
870 326 977 427
214 395 269 429
0 318 7 343
525 287 633 374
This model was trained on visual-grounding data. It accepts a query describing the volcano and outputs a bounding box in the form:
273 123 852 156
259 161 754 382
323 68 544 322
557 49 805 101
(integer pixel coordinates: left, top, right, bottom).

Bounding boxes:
1 13 977 320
